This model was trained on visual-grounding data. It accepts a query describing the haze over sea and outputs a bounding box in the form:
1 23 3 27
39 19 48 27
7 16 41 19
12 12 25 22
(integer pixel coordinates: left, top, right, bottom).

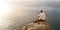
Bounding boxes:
0 0 60 30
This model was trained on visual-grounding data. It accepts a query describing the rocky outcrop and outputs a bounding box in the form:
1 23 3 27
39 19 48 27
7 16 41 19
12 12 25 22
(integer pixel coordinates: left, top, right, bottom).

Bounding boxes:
22 20 50 30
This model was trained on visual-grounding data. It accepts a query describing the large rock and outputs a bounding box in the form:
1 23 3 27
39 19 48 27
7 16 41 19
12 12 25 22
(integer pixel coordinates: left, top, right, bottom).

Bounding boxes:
22 20 50 30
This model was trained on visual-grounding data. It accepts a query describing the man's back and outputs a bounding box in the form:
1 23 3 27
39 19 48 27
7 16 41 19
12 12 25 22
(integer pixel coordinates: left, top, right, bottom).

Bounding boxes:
38 10 46 20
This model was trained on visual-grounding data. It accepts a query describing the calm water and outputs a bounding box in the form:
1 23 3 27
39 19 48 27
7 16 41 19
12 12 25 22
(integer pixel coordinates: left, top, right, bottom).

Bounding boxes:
0 0 60 30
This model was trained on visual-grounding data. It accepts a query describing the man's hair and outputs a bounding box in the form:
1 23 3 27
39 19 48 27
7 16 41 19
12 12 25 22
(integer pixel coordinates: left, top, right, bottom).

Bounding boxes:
40 10 43 13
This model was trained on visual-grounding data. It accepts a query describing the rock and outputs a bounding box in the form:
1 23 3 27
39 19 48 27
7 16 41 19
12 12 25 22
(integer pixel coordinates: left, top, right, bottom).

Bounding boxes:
22 20 50 30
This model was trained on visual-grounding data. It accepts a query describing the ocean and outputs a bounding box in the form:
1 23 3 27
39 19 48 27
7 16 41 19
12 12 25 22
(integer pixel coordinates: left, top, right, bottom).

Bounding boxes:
0 0 60 30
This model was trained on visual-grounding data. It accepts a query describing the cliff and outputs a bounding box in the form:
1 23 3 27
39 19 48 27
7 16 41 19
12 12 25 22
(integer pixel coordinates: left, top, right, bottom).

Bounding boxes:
22 20 50 30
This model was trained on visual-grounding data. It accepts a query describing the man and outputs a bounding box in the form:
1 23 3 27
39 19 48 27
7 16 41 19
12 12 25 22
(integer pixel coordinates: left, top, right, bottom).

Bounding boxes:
38 10 46 20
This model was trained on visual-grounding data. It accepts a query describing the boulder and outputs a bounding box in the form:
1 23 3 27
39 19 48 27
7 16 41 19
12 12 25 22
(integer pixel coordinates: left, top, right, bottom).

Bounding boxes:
22 20 50 30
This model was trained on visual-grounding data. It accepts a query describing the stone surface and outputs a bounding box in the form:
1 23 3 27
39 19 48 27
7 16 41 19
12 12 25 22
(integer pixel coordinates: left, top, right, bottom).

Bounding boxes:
22 20 50 30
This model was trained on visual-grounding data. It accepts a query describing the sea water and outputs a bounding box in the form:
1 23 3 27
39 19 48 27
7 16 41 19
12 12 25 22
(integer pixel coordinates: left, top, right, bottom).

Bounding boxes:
0 0 60 30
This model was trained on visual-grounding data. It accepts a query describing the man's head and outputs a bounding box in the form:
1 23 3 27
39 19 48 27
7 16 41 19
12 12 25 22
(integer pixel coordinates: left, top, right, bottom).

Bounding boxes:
40 10 43 13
